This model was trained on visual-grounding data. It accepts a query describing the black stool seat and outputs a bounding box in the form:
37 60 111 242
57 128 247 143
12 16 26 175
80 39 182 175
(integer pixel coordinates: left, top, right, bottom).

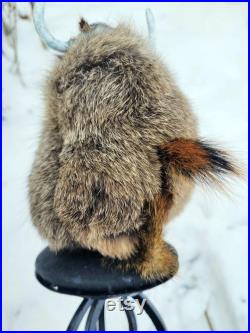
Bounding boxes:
36 247 167 298
35 247 169 330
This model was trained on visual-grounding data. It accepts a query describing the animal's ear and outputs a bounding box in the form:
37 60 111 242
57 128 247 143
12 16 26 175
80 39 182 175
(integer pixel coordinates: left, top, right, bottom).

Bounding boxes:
79 17 91 32
158 139 240 187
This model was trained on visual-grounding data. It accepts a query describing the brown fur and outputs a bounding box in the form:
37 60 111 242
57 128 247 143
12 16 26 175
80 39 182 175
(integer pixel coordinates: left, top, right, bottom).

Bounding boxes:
29 23 238 281
161 139 210 171
136 194 178 280
94 234 138 259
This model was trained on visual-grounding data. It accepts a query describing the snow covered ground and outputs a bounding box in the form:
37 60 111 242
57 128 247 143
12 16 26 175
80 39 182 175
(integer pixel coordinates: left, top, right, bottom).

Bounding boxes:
2 2 248 331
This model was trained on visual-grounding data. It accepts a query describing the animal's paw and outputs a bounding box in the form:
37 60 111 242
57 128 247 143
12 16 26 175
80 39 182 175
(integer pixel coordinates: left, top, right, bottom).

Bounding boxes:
137 241 179 281
94 234 139 260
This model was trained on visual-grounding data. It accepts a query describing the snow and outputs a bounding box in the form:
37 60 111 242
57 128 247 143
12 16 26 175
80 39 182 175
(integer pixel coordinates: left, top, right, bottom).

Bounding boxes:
2 2 248 331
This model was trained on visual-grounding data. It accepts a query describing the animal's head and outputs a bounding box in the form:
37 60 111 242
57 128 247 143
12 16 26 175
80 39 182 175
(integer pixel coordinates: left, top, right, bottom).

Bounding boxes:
33 4 161 146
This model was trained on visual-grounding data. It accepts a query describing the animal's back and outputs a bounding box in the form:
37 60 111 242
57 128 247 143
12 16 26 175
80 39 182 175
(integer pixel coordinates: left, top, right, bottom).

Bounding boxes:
29 23 197 253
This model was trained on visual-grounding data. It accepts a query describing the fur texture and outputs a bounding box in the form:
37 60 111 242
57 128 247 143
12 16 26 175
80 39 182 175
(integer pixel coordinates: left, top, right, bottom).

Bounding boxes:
29 23 238 280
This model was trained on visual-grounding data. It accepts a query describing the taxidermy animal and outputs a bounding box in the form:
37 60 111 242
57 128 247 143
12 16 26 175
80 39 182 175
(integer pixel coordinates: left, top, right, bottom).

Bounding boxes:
29 5 239 281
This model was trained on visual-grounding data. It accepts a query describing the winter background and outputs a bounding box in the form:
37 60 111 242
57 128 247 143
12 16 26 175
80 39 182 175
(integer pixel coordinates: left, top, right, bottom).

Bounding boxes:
2 2 248 331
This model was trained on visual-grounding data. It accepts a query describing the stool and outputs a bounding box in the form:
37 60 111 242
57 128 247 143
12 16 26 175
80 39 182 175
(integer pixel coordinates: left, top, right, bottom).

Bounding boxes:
35 247 169 331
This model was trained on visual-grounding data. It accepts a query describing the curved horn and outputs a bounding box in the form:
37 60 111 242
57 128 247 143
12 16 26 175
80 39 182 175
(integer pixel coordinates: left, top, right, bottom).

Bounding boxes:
145 8 156 47
33 2 70 52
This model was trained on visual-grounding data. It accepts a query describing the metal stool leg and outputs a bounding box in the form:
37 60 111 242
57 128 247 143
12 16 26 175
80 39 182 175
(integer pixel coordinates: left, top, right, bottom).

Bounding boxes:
121 298 138 331
67 298 93 331
85 300 105 331
137 293 167 331
98 304 105 331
